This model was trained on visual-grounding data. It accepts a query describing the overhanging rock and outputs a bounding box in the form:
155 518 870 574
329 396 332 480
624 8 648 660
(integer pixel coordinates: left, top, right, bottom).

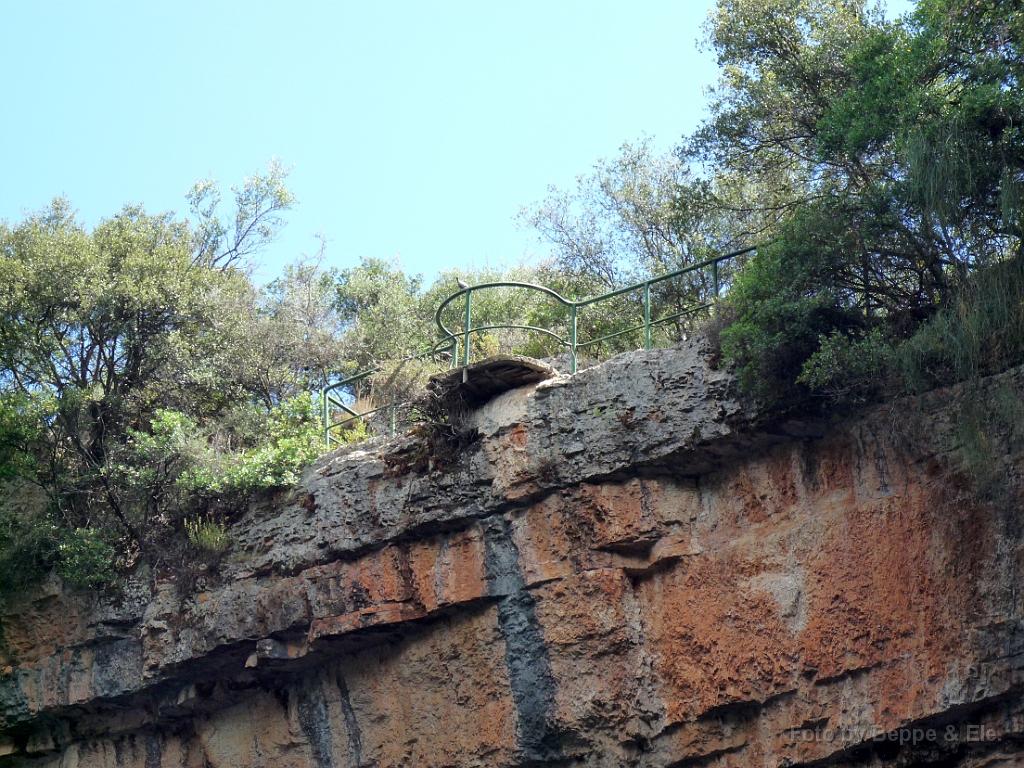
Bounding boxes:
429 353 558 409
2 341 1024 767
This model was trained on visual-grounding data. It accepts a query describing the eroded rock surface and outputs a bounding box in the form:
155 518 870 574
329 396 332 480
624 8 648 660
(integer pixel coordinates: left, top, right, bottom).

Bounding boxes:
3 341 1024 767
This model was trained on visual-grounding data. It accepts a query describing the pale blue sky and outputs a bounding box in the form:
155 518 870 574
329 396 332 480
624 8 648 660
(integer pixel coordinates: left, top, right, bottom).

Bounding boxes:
0 1 914 284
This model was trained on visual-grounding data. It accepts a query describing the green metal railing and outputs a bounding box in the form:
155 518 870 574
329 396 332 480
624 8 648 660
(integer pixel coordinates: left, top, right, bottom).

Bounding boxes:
433 246 755 375
323 245 755 444
322 347 456 446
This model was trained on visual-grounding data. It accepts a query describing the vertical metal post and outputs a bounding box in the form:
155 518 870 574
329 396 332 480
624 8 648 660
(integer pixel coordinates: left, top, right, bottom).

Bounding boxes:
389 398 396 436
462 290 472 368
322 388 330 448
644 282 652 350
570 304 578 374
712 260 720 299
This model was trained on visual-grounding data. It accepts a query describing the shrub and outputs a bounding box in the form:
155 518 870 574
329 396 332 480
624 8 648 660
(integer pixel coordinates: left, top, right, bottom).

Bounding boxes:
0 502 55 594
55 528 116 589
718 236 865 409
721 228 1024 409
178 392 325 495
900 256 1024 393
184 516 229 553
797 328 897 402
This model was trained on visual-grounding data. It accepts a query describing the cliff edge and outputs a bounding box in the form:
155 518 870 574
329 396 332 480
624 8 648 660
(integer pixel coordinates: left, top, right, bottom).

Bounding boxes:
2 341 1023 767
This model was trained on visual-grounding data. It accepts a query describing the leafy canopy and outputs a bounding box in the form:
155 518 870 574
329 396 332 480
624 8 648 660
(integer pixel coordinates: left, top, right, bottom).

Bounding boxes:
687 0 1024 405
0 163 343 589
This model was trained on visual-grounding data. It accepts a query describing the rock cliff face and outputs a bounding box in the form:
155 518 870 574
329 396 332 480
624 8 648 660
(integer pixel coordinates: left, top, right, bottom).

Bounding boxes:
2 342 1024 767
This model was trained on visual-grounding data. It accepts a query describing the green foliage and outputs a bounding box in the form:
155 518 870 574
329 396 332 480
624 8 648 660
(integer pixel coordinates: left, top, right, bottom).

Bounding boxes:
184 516 229 553
725 246 1024 408
688 0 881 238
55 528 116 589
0 392 51 481
519 137 716 289
187 158 296 269
519 138 747 350
699 0 1024 405
0 502 117 593
130 394 324 498
900 257 1024 393
951 382 1024 500
797 328 897 402
0 165 344 591
327 416 370 446
215 393 325 491
0 500 55 593
333 255 433 371
717 218 865 407
260 249 348 394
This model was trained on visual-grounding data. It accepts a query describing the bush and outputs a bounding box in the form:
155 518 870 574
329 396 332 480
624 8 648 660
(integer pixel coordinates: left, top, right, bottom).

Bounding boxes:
184 516 229 553
718 234 865 408
0 502 55 594
178 392 325 495
55 528 116 589
899 256 1024 393
0 392 50 482
721 248 1024 410
797 328 897 402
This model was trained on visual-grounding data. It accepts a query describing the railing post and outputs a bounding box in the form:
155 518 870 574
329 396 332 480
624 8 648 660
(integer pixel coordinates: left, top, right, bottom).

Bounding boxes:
323 388 330 448
322 248 756 446
644 282 652 350
389 398 396 436
462 290 472 368
569 304 578 374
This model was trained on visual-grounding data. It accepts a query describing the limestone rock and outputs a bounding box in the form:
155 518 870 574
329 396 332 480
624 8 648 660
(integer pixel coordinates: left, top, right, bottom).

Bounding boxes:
3 341 1024 767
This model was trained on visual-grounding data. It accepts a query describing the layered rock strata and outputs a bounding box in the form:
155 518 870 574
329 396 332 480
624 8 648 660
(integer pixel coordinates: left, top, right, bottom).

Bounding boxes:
2 343 1024 767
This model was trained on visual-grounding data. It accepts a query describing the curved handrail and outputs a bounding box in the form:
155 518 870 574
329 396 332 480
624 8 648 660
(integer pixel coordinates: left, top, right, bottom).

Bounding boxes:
434 245 755 373
435 280 574 323
323 244 757 442
321 342 456 446
429 323 570 357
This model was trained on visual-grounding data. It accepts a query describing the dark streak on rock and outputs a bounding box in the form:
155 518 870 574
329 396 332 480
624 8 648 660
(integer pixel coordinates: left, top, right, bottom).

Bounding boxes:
92 638 143 699
0 671 32 728
145 732 162 768
296 681 335 768
482 515 562 762
335 668 363 767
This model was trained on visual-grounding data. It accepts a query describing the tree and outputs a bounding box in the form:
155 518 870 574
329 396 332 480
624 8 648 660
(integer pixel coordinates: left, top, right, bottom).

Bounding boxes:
0 200 219 535
332 255 433 369
519 137 748 346
520 137 722 287
687 0 1024 405
255 245 350 398
187 158 296 269
0 163 333 582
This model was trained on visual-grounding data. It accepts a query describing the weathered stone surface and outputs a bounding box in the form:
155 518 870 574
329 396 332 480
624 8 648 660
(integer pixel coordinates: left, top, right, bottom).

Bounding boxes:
3 341 1024 767
429 353 558 407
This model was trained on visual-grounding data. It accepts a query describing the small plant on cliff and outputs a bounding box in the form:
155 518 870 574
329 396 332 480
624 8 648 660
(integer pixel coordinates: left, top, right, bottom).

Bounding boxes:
950 382 1024 501
175 393 325 494
184 516 229 553
900 257 1024 394
54 528 117 589
797 328 898 403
